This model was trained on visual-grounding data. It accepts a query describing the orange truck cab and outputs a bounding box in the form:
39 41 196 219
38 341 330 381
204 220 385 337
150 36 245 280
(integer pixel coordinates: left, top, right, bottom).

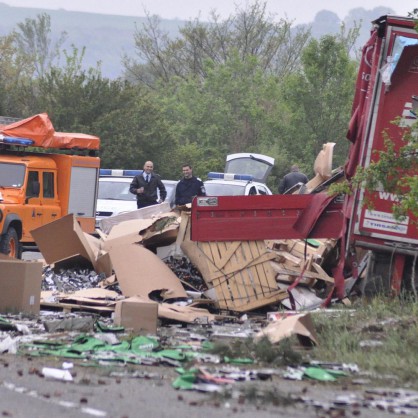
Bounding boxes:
0 113 100 258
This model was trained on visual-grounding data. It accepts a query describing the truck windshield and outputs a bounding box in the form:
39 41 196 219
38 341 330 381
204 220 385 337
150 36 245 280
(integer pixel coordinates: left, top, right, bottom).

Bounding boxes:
0 163 25 187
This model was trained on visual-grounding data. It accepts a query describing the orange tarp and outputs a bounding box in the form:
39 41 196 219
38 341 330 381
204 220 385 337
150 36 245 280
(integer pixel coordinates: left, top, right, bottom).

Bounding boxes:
1 113 54 145
45 132 100 150
0 113 100 150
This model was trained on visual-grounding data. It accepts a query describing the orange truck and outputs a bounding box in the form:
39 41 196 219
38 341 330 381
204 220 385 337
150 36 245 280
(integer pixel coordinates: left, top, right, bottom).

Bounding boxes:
0 113 100 258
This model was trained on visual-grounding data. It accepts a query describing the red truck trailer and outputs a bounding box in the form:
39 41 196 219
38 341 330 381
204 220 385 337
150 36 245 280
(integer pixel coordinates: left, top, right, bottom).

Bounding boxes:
190 15 418 299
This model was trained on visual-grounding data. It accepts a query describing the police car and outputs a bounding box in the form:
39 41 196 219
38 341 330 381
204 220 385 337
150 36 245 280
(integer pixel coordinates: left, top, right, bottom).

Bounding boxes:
95 169 177 227
204 153 274 196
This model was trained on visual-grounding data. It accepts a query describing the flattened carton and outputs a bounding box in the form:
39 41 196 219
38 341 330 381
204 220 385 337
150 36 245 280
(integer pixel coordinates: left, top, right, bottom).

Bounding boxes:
0 260 43 314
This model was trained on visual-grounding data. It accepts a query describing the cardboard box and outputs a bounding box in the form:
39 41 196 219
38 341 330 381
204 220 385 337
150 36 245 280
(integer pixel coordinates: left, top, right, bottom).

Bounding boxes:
114 296 158 334
31 214 97 269
0 260 43 314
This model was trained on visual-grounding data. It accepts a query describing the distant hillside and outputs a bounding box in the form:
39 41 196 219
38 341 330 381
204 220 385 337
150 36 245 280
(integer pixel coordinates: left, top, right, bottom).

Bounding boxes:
0 2 397 79
0 2 183 79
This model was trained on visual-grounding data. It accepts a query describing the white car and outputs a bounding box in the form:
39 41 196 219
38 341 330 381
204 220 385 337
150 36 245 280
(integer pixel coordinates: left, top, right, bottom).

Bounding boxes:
204 153 274 196
96 170 177 226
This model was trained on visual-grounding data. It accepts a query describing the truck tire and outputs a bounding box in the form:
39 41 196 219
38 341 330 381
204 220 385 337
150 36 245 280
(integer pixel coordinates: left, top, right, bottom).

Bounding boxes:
0 227 22 259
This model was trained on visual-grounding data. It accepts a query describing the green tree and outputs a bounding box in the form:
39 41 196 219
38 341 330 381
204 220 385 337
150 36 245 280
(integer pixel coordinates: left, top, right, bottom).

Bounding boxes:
96 86 175 177
0 33 33 116
347 124 418 219
152 52 290 180
14 13 67 78
34 46 127 133
279 31 358 175
125 1 310 87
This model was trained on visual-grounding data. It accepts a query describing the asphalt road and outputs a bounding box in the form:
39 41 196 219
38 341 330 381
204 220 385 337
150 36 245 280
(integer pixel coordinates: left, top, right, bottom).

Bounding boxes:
0 351 405 418
0 353 316 418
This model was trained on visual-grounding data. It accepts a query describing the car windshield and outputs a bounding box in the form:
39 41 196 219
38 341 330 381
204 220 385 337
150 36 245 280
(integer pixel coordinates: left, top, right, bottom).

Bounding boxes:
98 181 136 201
204 182 246 196
0 163 25 187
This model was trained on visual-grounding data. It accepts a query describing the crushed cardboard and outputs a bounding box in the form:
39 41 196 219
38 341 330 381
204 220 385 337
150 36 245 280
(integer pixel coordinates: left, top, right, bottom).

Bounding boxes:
255 313 319 346
108 243 187 300
158 303 216 324
99 202 171 234
31 214 98 270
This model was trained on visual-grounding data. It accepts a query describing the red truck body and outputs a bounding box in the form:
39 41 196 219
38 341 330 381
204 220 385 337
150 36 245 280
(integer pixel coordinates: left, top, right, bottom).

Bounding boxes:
191 15 418 298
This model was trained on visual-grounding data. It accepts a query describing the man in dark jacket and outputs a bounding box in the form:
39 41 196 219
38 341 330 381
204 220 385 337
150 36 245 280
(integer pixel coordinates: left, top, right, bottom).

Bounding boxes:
174 164 206 206
129 161 167 208
278 164 309 194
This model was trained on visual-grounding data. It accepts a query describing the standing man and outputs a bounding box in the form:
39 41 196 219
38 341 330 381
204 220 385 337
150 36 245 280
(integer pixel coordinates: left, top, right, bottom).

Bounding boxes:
174 164 206 206
278 164 309 194
129 161 167 208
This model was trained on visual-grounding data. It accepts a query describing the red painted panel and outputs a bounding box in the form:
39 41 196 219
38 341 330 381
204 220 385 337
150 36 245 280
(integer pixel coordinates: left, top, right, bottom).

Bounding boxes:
191 194 343 242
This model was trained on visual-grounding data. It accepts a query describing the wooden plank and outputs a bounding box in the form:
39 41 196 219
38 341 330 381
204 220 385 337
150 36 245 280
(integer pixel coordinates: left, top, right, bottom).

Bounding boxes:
184 239 290 312
214 241 250 309
175 211 190 250
210 252 277 280
216 241 241 270
273 250 302 266
242 241 267 299
197 242 231 306
231 289 288 312
255 240 277 296
311 263 335 283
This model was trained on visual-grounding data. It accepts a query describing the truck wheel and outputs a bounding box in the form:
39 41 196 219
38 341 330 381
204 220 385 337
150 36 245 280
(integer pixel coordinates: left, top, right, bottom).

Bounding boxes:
0 227 22 259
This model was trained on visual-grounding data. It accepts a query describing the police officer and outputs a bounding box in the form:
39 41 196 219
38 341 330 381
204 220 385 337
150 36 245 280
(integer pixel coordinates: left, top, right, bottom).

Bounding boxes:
174 164 206 206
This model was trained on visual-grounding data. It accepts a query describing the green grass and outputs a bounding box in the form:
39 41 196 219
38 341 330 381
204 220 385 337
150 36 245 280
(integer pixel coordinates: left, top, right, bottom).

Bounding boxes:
209 296 418 389
311 295 418 387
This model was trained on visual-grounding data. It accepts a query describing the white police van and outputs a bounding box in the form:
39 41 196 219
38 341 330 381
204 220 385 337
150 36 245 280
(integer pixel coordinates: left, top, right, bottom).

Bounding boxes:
204 153 274 196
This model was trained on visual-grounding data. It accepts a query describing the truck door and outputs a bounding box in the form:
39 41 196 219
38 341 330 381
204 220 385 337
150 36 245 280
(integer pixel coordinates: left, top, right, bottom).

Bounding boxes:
41 170 61 225
23 170 43 240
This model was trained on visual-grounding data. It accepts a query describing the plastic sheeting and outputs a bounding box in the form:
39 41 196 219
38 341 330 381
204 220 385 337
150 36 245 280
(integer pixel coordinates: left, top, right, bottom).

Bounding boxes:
0 113 99 150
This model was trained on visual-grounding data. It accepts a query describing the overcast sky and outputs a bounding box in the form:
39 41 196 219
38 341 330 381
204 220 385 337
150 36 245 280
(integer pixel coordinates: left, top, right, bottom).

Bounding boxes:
2 0 417 24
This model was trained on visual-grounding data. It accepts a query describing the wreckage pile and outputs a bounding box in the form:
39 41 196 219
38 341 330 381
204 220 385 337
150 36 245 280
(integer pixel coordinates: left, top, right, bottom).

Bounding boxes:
0 143 348 330
1 198 341 324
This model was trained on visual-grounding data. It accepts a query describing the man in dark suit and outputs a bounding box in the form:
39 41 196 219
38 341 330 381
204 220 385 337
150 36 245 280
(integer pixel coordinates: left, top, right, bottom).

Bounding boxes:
129 161 167 208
